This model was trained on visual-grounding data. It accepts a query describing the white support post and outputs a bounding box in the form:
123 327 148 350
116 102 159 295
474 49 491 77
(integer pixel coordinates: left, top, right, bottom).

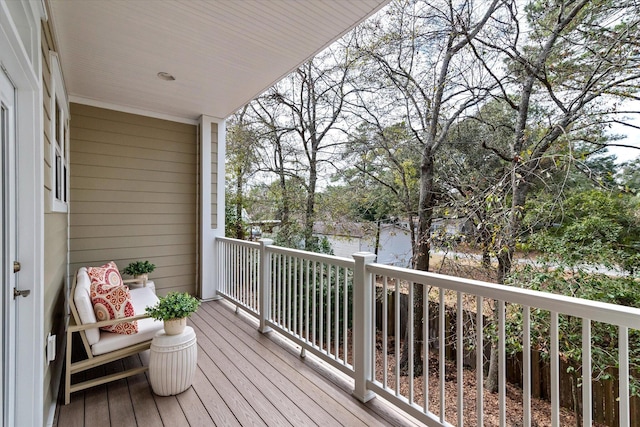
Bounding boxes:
199 115 225 300
352 252 376 403
259 239 274 333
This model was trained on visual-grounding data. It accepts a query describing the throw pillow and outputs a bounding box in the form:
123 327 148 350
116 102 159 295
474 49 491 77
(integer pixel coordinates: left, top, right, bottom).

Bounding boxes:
87 261 138 334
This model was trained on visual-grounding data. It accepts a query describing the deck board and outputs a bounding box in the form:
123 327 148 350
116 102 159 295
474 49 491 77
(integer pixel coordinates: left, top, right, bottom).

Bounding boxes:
55 299 421 427
106 360 138 426
192 308 334 424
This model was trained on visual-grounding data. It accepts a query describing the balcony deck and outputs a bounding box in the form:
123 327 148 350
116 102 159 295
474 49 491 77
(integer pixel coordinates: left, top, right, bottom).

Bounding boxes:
54 299 420 427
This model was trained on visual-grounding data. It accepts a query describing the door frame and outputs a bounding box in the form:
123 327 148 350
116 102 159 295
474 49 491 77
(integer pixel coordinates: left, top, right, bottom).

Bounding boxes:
0 3 44 426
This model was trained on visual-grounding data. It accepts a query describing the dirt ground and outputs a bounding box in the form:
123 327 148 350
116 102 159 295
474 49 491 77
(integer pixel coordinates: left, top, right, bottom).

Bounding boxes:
373 345 601 427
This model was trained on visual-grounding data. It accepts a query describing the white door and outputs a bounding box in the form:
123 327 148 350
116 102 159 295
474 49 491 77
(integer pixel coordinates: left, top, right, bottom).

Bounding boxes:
0 67 17 427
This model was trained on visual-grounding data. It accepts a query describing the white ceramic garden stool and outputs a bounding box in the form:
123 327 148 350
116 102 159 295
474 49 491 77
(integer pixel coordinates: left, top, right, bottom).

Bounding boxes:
149 326 197 396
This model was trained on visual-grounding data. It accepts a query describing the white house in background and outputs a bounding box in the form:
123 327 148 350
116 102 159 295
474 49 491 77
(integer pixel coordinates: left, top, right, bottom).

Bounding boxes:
314 222 414 267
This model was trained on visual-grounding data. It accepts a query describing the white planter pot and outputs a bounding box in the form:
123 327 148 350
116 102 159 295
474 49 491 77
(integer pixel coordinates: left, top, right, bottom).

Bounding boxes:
134 273 149 283
163 318 187 335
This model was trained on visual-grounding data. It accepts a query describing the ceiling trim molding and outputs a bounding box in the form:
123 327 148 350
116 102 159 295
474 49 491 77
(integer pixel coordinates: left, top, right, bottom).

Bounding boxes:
69 95 202 125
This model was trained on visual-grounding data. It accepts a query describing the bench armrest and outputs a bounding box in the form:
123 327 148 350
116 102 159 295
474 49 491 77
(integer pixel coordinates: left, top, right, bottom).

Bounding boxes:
69 313 152 333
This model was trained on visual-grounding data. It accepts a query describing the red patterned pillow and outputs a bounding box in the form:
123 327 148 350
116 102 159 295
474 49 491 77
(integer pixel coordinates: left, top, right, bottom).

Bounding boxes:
87 261 138 334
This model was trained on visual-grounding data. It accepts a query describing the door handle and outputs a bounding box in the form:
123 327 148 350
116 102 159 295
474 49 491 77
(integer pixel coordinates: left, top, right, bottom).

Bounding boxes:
13 288 30 299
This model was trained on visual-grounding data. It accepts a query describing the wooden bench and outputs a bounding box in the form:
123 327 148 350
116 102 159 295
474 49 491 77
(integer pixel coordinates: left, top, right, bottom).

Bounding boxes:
64 267 164 404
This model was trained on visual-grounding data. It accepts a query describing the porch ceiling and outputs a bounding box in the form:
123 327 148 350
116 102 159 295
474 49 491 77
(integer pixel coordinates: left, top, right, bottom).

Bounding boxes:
47 0 388 121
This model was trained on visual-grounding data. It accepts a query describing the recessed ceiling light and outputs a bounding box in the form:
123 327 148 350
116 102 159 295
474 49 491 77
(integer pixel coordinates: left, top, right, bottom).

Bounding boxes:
157 72 175 81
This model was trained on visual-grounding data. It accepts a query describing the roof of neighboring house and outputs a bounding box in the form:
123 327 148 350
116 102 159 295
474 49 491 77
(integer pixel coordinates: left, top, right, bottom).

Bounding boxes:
47 0 389 121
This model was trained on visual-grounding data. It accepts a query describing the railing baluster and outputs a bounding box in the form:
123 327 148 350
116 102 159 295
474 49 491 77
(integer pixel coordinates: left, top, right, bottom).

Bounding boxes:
395 277 400 396
282 254 286 327
271 254 277 322
383 275 388 389
499 300 505 427
249 248 253 309
457 291 463 427
230 243 235 299
327 264 332 355
226 242 230 297
311 261 318 346
239 245 243 305
278 253 283 325
551 311 559 427
523 305 531 427
409 281 414 405
242 244 246 303
226 242 230 295
335 265 340 359
343 266 348 365
312 261 317 346
306 259 310 342
424 283 429 413
219 241 225 294
582 319 591 427
370 272 376 378
439 287 445 423
254 248 258 309
293 256 297 334
319 262 324 351
298 257 303 337
287 255 292 330
620 326 629 427
232 243 236 300
236 243 240 302
476 295 483 427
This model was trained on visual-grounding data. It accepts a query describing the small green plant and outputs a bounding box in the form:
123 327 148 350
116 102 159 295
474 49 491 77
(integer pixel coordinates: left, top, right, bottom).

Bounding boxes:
145 292 200 321
122 260 156 276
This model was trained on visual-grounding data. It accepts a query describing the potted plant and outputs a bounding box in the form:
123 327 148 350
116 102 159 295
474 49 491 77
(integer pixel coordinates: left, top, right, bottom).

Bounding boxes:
145 292 201 335
122 260 156 282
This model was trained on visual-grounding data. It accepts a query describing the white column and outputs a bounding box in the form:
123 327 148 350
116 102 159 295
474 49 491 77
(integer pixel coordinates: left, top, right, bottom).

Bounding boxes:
199 115 226 300
352 251 376 403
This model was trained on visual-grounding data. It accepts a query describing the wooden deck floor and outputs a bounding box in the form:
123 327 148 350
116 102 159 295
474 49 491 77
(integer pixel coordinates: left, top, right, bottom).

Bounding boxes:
54 299 420 427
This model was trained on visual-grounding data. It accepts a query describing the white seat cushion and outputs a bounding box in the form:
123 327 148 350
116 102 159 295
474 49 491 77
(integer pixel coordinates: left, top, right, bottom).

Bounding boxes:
91 286 163 356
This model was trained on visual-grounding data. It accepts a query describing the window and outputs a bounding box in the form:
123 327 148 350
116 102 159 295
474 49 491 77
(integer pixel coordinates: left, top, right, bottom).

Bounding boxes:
50 52 69 212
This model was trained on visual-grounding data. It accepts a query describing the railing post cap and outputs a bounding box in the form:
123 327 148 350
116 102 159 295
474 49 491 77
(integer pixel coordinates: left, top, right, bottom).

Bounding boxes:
258 238 274 246
352 252 376 263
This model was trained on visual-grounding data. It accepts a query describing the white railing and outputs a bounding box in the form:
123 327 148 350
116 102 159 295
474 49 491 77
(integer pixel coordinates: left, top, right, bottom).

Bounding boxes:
216 237 355 375
216 237 261 316
215 237 640 427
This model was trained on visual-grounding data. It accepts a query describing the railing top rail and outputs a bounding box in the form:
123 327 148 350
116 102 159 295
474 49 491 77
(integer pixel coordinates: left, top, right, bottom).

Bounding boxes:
267 245 355 268
370 263 640 329
216 236 260 249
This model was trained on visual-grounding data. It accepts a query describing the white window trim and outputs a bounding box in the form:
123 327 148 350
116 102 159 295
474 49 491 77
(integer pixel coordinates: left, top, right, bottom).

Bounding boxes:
49 51 69 213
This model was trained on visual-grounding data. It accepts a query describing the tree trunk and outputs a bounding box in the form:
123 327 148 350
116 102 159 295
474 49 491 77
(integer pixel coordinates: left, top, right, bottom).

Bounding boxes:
486 252 512 393
235 172 245 240
399 151 435 375
374 220 381 256
486 175 527 392
304 157 317 251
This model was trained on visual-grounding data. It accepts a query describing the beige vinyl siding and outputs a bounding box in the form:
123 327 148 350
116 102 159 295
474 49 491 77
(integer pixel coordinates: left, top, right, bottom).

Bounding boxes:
211 123 218 228
41 19 67 420
69 104 198 296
